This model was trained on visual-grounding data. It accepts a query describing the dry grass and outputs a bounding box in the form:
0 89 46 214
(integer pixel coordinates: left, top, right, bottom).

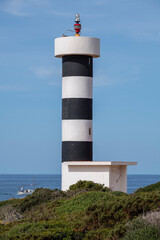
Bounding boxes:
143 211 160 226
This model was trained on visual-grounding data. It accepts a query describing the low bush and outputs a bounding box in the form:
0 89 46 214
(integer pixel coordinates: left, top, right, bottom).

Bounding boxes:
122 218 160 240
69 180 111 192
14 188 66 213
1 221 83 240
135 181 160 193
1 181 160 240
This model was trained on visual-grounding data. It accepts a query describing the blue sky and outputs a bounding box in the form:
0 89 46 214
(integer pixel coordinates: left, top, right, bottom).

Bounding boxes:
0 0 160 174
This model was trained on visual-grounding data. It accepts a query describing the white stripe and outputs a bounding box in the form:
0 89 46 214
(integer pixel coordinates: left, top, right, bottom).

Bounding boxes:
62 120 92 142
62 76 92 99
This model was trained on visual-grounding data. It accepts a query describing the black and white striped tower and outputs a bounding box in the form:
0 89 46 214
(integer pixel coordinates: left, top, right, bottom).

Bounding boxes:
54 15 137 192
54 14 100 164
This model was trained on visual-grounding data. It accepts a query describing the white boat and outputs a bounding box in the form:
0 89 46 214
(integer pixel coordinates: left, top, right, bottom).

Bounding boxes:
17 187 34 195
17 177 35 195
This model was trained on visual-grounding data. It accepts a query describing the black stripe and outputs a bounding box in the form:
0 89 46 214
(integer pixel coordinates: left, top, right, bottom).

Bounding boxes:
62 98 92 120
62 141 92 162
62 55 93 77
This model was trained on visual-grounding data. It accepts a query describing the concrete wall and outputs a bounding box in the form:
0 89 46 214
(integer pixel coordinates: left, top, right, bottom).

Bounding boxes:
109 166 127 192
62 162 127 192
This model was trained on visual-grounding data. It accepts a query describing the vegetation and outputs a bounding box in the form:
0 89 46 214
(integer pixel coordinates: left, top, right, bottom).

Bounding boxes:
135 181 160 193
69 180 111 192
122 218 160 240
0 180 160 239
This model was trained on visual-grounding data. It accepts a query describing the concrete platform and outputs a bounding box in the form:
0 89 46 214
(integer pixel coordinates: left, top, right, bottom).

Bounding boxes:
62 161 137 192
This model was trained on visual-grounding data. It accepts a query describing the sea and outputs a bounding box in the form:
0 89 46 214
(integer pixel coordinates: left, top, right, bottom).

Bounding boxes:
0 174 160 202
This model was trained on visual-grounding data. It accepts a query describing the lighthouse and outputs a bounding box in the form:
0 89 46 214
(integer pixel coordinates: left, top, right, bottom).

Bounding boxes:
54 14 137 192
55 14 100 162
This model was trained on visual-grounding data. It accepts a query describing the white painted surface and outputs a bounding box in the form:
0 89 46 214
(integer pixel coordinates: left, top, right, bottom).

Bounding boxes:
62 76 93 99
62 163 109 191
62 161 137 192
55 36 100 58
66 161 137 166
62 120 92 141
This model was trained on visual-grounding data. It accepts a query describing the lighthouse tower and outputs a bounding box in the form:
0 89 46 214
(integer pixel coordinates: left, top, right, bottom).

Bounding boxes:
55 14 100 163
54 14 137 192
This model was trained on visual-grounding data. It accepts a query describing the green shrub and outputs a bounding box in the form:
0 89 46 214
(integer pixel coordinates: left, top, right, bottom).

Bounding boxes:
56 191 114 215
14 188 66 213
0 223 12 236
82 191 160 232
83 228 111 240
1 182 160 240
69 180 111 192
112 191 127 197
1 221 83 240
135 181 160 193
0 199 19 208
122 218 160 240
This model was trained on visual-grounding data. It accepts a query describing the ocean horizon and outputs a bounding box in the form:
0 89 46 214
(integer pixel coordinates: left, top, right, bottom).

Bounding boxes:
0 174 160 202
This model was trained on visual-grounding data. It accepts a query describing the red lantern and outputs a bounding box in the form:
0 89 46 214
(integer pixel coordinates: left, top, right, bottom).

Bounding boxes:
74 14 81 36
